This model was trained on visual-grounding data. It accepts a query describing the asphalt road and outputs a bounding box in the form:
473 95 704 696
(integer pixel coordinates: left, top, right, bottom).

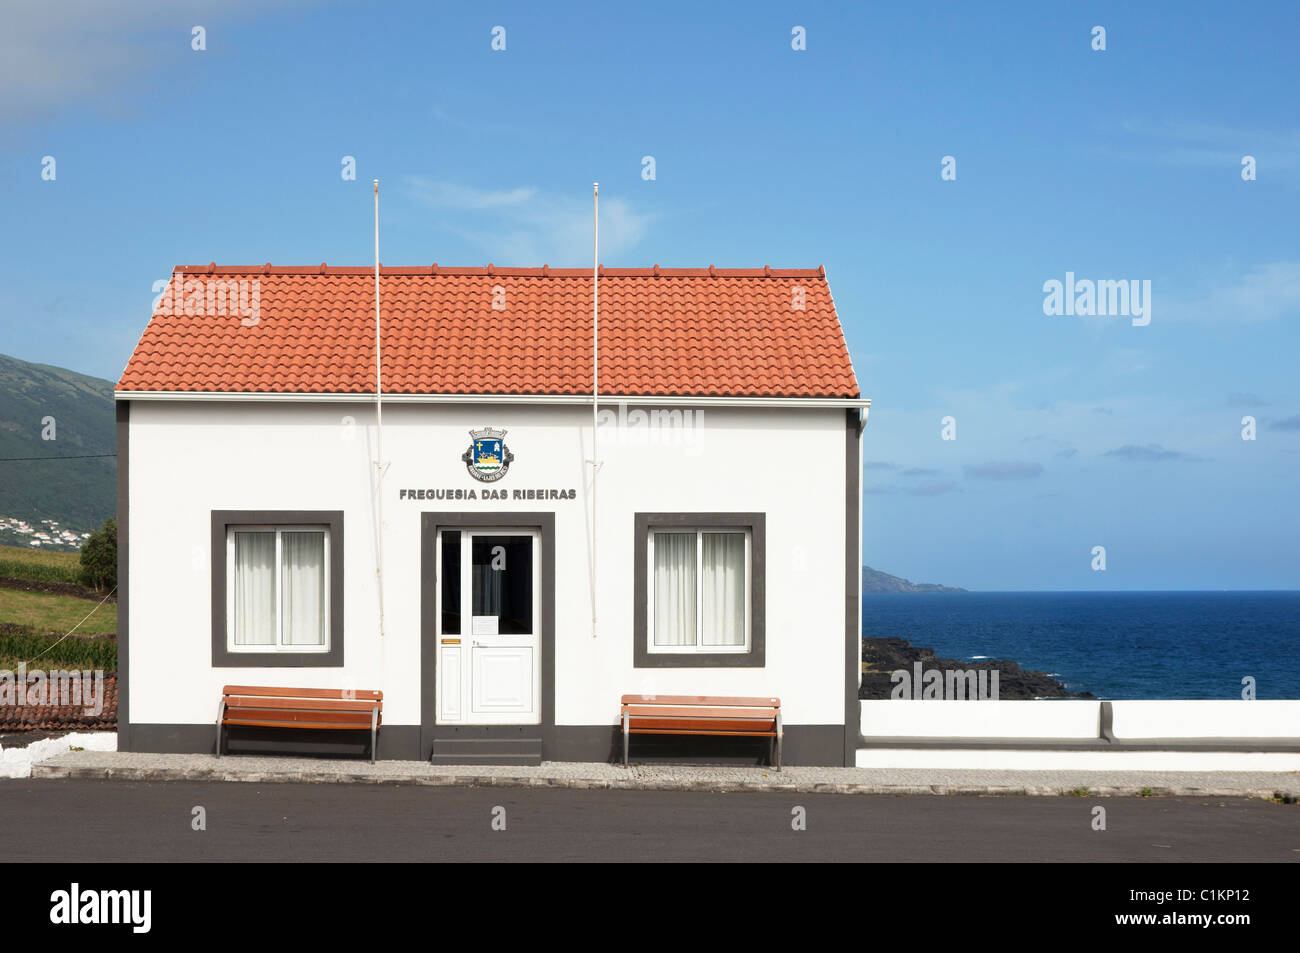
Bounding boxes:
3 779 1297 862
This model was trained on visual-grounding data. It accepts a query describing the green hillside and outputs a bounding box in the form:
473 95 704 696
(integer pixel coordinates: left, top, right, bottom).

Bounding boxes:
0 353 116 532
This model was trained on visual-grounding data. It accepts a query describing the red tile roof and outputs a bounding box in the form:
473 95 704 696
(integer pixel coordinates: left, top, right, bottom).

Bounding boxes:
117 264 860 398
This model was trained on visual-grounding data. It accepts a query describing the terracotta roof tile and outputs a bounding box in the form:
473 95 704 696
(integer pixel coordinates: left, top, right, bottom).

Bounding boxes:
117 265 859 398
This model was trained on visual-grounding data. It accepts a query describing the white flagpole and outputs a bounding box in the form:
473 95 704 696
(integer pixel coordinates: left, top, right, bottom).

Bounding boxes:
591 182 599 639
374 179 386 641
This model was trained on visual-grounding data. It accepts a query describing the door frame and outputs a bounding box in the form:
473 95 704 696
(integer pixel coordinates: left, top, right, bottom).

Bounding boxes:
420 512 555 758
438 526 541 725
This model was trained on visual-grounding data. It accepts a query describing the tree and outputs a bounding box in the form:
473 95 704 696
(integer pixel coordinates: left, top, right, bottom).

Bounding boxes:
80 517 117 592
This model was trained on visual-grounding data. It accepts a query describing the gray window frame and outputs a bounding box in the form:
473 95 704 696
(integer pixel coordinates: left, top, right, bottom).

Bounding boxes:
633 512 765 668
211 510 344 667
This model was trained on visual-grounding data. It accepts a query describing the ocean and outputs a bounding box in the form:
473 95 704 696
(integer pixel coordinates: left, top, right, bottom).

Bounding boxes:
861 591 1300 700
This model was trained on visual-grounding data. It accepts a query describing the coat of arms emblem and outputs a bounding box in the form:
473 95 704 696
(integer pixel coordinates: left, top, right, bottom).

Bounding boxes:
462 427 514 482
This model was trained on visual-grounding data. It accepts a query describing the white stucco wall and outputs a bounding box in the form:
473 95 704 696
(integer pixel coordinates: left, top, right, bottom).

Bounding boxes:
125 400 854 730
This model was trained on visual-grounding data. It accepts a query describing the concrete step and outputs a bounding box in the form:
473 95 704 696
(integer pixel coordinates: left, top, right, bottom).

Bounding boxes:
430 737 543 766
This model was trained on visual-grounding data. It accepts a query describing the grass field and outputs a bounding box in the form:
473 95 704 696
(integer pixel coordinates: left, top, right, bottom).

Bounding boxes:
0 543 83 585
0 586 117 671
0 587 116 637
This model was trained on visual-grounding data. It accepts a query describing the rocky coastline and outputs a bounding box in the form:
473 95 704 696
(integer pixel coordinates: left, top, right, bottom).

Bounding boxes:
861 636 1094 700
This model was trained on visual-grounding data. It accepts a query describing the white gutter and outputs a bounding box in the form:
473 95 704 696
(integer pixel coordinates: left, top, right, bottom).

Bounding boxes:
115 391 871 409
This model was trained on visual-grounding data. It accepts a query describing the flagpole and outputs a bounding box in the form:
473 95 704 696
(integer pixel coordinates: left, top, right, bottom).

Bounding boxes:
591 182 599 639
374 179 386 642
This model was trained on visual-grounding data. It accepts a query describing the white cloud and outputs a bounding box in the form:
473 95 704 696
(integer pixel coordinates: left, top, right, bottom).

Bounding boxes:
1166 262 1300 325
1113 119 1300 170
0 0 314 121
403 177 655 264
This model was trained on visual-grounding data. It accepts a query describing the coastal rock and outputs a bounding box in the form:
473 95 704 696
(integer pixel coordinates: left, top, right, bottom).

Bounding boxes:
860 636 1093 700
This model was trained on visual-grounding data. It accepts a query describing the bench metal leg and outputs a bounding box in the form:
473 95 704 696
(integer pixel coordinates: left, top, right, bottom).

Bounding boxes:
215 699 226 757
370 708 379 764
622 708 629 767
776 712 783 771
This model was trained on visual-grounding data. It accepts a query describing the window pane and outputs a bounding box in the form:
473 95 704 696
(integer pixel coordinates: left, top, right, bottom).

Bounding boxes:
233 531 275 646
472 535 532 634
653 532 696 647
701 532 745 646
281 531 326 646
441 531 461 635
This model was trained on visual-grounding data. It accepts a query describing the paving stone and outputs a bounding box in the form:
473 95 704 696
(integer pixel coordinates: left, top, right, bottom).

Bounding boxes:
25 750 1300 799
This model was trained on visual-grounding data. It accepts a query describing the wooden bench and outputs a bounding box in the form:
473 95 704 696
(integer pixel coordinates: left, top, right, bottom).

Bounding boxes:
217 686 383 762
620 694 782 770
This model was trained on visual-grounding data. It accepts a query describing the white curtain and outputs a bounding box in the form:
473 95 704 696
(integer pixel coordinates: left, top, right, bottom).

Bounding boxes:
233 532 275 645
473 565 503 616
653 532 696 646
281 531 326 646
701 533 745 646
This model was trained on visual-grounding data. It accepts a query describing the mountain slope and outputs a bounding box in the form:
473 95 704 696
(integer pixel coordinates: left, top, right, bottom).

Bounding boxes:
0 353 116 530
863 566 966 593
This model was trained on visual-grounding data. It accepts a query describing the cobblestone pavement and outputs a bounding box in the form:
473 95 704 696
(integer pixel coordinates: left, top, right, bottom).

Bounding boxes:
27 750 1300 798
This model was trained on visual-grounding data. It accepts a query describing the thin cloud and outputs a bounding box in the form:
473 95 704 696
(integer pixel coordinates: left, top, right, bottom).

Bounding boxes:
1104 443 1195 462
1165 262 1300 325
964 462 1043 480
0 0 308 121
1226 392 1267 408
1113 119 1300 170
864 461 900 471
900 467 940 477
906 481 959 496
1271 415 1300 431
405 177 654 264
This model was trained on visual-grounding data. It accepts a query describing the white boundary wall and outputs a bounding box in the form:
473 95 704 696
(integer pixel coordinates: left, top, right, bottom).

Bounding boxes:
854 748 1300 771
857 700 1300 771
861 700 1100 738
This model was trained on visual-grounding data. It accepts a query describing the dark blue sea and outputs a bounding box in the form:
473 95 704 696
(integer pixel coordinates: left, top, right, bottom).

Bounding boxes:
861 591 1300 700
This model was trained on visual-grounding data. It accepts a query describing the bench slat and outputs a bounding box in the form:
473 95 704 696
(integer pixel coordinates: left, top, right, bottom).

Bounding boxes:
223 685 382 701
625 706 777 720
627 728 778 738
223 717 376 731
225 696 380 714
221 707 377 728
620 694 778 708
628 717 776 734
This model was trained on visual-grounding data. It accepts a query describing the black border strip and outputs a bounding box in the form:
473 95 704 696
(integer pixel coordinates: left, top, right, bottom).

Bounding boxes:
845 409 862 766
115 401 130 750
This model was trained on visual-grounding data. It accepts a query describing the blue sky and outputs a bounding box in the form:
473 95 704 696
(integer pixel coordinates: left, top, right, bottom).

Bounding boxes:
2 1 1297 590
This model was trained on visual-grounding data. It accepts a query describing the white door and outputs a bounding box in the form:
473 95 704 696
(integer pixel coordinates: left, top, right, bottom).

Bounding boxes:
437 528 540 725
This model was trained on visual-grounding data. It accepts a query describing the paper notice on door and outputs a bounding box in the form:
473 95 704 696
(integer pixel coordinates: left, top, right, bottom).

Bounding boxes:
471 615 499 637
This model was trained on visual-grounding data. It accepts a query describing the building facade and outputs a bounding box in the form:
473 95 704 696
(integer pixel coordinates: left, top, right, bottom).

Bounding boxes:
116 264 867 765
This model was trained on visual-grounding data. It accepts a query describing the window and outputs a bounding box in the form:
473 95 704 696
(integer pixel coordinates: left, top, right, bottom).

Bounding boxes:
227 526 329 651
211 510 343 667
633 513 765 668
649 530 749 653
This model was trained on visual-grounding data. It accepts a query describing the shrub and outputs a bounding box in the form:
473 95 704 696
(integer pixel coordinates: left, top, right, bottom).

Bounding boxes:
79 518 117 592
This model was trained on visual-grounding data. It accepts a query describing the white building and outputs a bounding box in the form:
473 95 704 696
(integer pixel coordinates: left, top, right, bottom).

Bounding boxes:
115 264 868 765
